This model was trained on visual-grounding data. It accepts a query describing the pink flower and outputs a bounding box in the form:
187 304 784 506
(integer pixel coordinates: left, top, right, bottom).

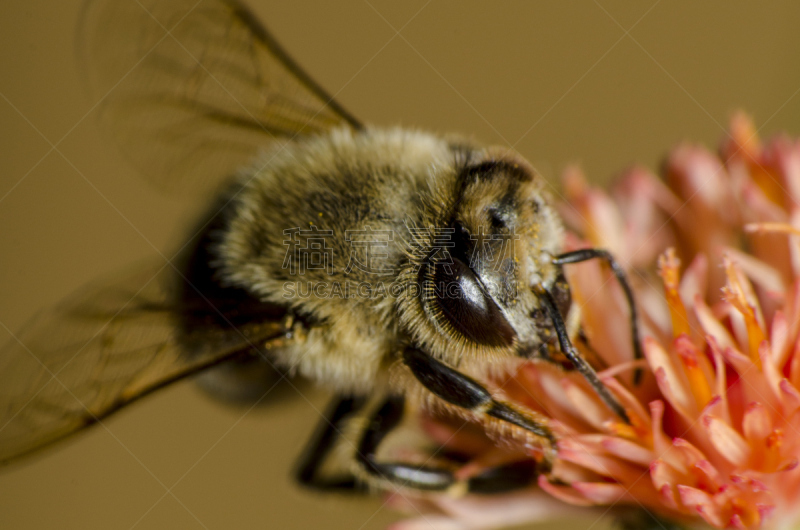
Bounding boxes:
394 114 800 530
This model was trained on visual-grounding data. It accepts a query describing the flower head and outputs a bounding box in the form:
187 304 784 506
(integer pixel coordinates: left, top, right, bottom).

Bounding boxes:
394 114 800 530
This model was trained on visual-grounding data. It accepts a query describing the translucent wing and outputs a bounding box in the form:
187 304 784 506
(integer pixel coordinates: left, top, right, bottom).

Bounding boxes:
79 0 362 195
0 264 288 463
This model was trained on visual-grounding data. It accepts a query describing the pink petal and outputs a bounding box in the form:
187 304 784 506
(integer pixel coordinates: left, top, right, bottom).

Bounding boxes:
723 343 779 408
559 166 591 231
600 436 654 466
756 504 776 525
740 176 787 224
613 168 675 266
695 297 737 352
658 483 681 512
719 344 756 377
672 438 709 468
391 489 603 530
758 341 784 404
558 441 644 483
636 164 685 216
779 379 800 417
537 475 594 506
677 485 726 527
708 338 732 425
561 378 611 430
742 402 773 446
668 145 734 221
790 211 800 277
599 377 650 426
584 186 626 254
571 482 628 504
654 366 695 421
790 330 800 389
721 263 767 366
437 490 592 529
701 395 728 424
680 253 709 309
729 513 747 529
640 284 673 335
724 247 785 296
721 112 760 163
550 459 601 485
531 366 583 421
703 415 750 466
693 459 722 492
771 137 800 207
770 311 791 371
645 338 694 418
649 400 673 456
728 305 752 355
651 459 682 492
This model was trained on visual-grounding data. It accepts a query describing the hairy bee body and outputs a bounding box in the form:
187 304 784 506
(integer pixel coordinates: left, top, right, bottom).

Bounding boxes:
197 126 564 395
1 0 638 497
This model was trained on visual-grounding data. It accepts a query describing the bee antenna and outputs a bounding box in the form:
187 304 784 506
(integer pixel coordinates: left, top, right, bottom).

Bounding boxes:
553 249 644 384
534 285 630 424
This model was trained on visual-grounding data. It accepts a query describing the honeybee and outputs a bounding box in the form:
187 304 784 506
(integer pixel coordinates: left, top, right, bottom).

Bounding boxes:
0 0 641 498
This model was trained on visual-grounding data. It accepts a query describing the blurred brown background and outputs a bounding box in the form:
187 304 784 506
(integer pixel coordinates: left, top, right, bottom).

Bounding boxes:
1 1 800 529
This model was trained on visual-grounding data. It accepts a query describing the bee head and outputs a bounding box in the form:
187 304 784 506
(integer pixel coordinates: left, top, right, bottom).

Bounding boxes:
403 148 566 362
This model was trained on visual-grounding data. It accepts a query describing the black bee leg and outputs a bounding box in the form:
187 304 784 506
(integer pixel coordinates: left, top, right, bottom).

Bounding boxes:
535 286 630 423
464 460 540 493
357 395 455 491
553 248 644 384
402 348 556 458
295 395 367 491
355 395 540 494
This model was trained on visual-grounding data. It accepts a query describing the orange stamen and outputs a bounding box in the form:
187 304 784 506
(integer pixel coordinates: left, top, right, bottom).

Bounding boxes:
675 337 713 409
750 167 785 208
726 112 761 164
658 249 691 337
726 113 784 209
744 222 800 237
722 256 765 367
607 421 638 441
731 498 761 529
764 429 784 472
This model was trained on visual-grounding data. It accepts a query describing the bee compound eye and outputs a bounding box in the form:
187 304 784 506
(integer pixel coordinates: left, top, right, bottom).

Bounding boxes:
424 258 516 348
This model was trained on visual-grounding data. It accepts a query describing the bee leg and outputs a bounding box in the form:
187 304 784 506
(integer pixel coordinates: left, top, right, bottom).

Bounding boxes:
355 395 540 493
553 248 644 384
295 395 367 491
465 459 540 493
401 348 556 460
357 395 455 491
535 285 630 423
